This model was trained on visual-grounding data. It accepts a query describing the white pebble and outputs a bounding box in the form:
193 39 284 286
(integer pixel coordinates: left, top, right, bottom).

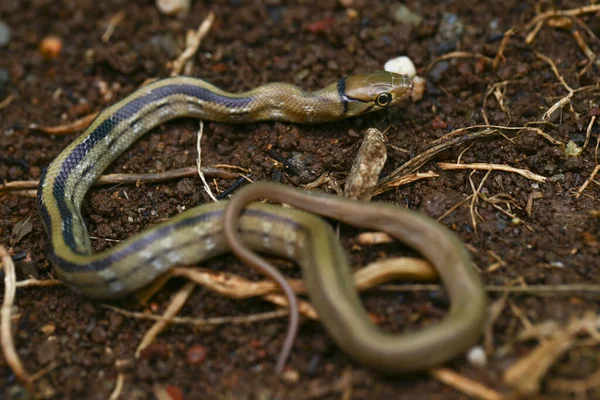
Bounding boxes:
467 345 487 368
384 56 416 78
156 0 191 16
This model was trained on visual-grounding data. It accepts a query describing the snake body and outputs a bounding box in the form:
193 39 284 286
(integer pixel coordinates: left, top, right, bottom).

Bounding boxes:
37 71 487 374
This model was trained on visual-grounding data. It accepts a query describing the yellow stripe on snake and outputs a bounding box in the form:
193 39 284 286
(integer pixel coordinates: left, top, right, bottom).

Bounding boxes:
37 71 487 374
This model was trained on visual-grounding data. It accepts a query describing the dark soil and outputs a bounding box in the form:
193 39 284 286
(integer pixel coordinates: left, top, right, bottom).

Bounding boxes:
1 0 599 399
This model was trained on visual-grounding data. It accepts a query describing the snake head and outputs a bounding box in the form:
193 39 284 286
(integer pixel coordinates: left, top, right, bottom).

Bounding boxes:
341 71 413 117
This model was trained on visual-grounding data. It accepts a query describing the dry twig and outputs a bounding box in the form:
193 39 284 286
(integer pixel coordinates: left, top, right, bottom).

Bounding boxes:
1 166 239 193
503 313 600 395
30 112 99 135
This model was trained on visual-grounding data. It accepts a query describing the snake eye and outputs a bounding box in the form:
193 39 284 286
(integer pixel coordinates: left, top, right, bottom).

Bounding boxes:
375 93 392 107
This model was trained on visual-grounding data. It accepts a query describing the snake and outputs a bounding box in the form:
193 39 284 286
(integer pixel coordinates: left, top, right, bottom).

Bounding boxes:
37 70 487 374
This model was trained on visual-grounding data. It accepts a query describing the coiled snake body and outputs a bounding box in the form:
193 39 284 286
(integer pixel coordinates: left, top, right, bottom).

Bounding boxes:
37 71 487 374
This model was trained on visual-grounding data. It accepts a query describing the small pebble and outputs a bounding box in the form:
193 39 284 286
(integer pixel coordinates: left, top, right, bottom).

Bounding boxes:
139 342 169 360
156 0 191 16
0 21 10 47
393 4 422 26
435 13 464 54
467 345 487 368
548 174 565 183
36 339 59 365
428 60 449 83
90 326 107 343
186 344 207 365
165 385 184 400
570 133 586 146
109 313 124 333
431 115 447 129
40 323 56 335
281 368 300 384
39 35 63 59
384 56 416 78
346 8 359 19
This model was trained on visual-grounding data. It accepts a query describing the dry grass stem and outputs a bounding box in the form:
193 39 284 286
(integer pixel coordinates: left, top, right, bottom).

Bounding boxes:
525 20 544 44
153 384 173 400
378 283 600 295
135 282 196 357
482 81 514 124
108 373 125 400
15 278 62 288
169 11 215 76
596 130 600 166
426 51 493 75
548 368 600 394
196 121 218 202
0 245 31 385
430 367 503 400
535 52 583 123
583 115 597 150
467 170 490 231
0 94 16 110
438 162 547 182
377 127 521 186
484 293 508 356
525 4 600 31
263 293 319 320
575 165 600 199
437 196 472 222
501 313 600 395
101 11 126 42
373 171 438 195
492 27 515 70
102 304 288 327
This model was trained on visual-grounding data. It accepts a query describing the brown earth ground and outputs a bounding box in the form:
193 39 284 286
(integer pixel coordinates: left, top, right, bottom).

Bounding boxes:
1 0 600 399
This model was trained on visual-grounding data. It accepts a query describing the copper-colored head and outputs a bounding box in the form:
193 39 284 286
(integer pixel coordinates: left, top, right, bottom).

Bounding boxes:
342 71 413 117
